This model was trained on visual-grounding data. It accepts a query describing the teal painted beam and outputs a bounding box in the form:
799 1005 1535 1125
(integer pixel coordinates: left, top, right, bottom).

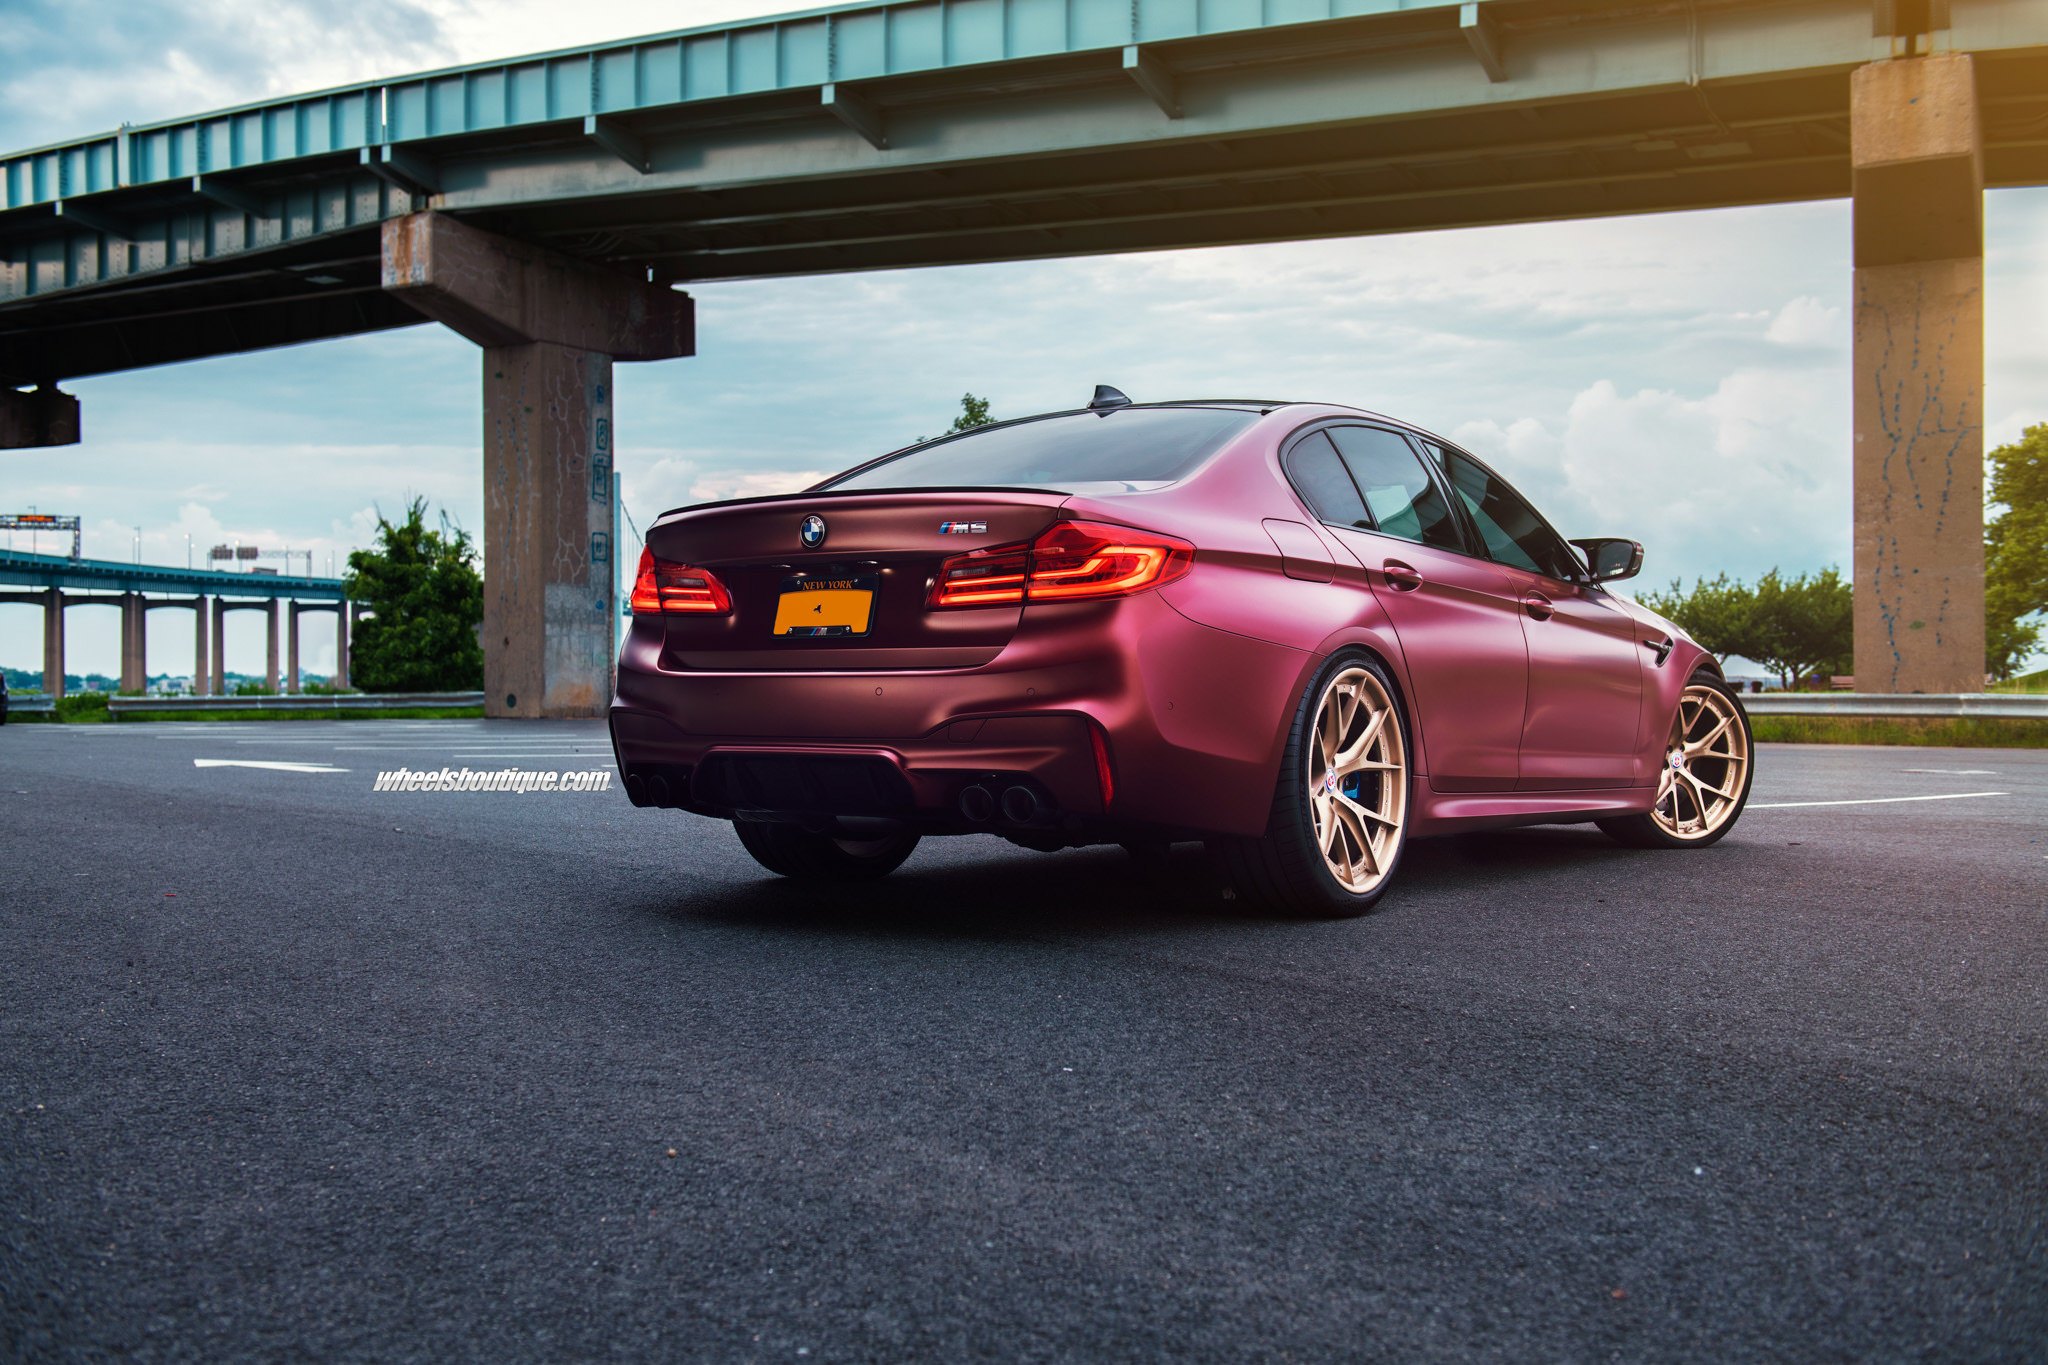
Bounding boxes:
3 0 1495 212
0 551 349 600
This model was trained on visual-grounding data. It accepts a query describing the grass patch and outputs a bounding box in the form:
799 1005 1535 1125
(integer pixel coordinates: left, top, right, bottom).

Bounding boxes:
51 692 111 724
1753 715 2048 748
111 706 484 723
1991 668 2048 695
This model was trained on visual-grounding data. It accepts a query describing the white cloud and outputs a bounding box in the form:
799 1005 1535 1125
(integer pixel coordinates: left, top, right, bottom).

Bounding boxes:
1989 409 2046 450
1765 296 1842 347
0 0 807 150
682 468 831 503
1456 367 1851 588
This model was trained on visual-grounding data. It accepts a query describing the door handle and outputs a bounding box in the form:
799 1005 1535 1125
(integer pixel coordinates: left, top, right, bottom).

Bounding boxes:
1522 591 1555 621
1383 561 1424 591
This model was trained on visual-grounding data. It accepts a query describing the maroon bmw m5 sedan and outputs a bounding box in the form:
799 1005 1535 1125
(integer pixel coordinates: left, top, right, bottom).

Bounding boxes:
609 387 1753 916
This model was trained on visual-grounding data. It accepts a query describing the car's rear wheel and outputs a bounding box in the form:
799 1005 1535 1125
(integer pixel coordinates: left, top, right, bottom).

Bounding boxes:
733 820 920 881
1214 650 1411 918
1598 674 1753 849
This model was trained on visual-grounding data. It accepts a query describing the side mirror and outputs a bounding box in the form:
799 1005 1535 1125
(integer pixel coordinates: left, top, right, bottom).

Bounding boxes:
1570 537 1643 583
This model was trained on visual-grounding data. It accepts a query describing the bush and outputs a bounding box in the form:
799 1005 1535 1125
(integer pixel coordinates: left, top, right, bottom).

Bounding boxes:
52 692 110 724
344 498 484 693
1752 716 2048 748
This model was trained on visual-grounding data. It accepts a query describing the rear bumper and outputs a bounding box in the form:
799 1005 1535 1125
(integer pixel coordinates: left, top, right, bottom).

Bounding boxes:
609 591 1313 837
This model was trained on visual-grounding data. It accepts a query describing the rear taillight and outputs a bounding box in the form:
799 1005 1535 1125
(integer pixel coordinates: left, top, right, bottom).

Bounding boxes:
927 543 1032 608
928 521 1194 609
630 546 732 615
1026 521 1195 601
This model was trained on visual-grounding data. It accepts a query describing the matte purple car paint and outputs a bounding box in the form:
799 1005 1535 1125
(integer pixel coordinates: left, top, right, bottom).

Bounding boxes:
608 402 1710 843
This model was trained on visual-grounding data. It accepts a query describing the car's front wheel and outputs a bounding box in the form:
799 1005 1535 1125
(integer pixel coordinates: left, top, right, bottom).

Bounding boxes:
1213 650 1412 918
1597 674 1754 849
733 821 920 881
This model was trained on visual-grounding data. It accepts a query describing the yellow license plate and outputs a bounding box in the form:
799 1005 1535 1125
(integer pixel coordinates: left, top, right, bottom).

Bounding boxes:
773 576 876 637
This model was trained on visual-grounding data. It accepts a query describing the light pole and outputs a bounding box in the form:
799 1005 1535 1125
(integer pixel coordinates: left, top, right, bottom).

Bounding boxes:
133 526 142 564
186 533 192 569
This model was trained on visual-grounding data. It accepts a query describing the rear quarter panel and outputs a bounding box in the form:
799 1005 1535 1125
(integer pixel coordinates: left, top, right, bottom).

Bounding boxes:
1072 414 1432 783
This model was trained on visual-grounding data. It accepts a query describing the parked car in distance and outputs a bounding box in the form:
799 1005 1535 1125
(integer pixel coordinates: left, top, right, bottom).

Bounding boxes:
610 388 1752 917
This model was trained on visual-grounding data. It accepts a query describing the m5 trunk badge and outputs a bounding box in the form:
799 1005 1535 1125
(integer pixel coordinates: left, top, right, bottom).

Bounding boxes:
799 515 827 549
939 521 988 535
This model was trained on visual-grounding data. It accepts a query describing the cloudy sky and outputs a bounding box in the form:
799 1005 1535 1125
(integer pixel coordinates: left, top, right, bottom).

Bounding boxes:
4 0 2045 680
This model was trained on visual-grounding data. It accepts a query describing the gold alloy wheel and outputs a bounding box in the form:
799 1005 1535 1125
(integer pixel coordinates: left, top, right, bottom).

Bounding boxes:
1652 683 1751 841
1307 666 1408 894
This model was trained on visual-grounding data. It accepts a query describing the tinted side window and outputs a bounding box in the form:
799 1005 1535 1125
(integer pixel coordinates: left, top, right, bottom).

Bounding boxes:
1326 426 1463 552
1284 431 1370 527
1439 450 1580 579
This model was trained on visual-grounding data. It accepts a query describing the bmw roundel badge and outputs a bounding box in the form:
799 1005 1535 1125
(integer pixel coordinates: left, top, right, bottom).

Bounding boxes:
799 515 827 550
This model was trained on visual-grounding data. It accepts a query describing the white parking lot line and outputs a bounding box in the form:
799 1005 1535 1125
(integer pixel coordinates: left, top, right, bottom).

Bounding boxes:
1750 791 2009 810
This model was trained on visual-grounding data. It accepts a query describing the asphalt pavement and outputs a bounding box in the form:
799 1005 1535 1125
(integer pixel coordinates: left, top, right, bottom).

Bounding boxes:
2 720 2043 1361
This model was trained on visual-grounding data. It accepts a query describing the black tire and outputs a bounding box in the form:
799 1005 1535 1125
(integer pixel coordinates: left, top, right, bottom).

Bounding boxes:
1212 649 1412 918
1598 672 1755 850
733 820 920 881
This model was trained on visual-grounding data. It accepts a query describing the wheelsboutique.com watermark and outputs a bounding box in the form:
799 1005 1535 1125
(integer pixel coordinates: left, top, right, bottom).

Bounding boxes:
372 767 613 794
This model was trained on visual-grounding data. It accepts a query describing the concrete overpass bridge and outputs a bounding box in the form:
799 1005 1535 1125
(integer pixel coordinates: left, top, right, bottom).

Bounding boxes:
3 0 2044 714
0 551 355 697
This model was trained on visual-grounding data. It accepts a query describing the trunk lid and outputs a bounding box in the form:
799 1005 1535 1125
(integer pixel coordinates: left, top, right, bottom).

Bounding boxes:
644 490 1068 671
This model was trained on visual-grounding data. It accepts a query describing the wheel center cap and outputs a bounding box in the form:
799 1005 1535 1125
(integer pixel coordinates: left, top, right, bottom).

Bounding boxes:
1668 750 1685 770
1324 771 1340 793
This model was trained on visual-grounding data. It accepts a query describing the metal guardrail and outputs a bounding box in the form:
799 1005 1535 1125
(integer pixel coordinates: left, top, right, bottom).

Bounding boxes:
106 692 484 715
1742 693 2048 719
48 689 2045 720
4 691 55 714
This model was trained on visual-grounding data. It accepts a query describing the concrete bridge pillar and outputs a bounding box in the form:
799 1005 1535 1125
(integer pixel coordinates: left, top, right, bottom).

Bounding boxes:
193 596 210 697
42 589 64 698
336 607 352 692
209 598 227 697
1851 52 1985 693
287 601 302 694
263 601 280 693
381 212 692 718
119 593 147 694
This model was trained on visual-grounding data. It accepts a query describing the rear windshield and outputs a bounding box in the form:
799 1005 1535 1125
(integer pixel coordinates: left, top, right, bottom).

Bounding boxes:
823 407 1260 491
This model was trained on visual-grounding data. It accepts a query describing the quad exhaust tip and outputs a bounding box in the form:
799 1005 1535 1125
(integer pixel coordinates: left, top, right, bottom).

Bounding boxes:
957 783 997 823
999 784 1047 826
957 781 1054 827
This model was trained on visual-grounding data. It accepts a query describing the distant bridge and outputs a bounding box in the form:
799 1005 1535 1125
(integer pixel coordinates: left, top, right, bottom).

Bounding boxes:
3 0 2043 713
0 550 355 697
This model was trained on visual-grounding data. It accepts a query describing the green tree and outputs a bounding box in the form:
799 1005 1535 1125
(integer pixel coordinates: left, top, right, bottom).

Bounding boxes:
916 393 996 443
947 392 995 434
344 498 484 693
1986 423 2047 681
1642 567 1853 688
1747 567 1854 690
1638 573 1755 664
